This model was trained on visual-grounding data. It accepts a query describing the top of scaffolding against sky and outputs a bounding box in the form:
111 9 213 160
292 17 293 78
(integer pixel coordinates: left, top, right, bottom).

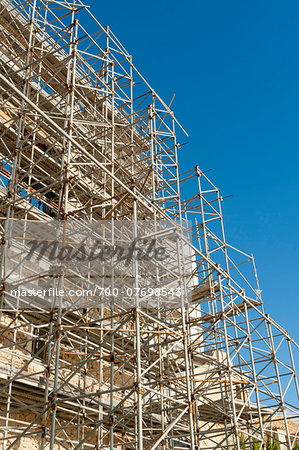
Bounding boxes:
0 0 189 223
3 2 192 221
0 0 298 449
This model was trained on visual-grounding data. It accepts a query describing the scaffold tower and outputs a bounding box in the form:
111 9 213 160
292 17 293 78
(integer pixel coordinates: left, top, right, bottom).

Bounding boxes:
0 0 298 449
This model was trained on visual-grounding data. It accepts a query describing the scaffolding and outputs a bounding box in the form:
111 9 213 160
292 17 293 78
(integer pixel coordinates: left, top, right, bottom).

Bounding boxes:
0 0 298 448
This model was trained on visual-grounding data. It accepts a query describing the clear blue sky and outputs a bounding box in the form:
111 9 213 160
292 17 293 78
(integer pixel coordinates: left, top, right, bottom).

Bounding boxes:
88 0 299 342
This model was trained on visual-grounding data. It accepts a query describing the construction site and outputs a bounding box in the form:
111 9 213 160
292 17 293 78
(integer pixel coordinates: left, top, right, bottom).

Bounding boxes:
0 0 298 448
